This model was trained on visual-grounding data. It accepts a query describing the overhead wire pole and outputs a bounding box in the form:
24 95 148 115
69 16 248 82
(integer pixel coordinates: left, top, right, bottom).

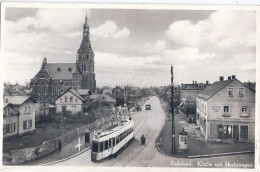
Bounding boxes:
171 65 175 154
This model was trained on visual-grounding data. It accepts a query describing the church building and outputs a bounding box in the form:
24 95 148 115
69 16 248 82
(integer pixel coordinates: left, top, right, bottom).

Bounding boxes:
30 13 96 103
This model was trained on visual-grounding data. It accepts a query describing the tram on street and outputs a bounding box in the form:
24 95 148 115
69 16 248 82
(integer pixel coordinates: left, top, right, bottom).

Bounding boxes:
91 118 134 162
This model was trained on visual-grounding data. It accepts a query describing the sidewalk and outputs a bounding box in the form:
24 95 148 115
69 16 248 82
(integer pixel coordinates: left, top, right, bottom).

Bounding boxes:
156 106 254 158
21 133 92 165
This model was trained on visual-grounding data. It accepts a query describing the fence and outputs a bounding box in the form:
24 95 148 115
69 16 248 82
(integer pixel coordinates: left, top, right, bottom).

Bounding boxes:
3 119 106 165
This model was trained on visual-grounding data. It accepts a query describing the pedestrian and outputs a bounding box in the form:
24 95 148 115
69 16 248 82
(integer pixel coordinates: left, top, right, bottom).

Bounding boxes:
59 140 62 152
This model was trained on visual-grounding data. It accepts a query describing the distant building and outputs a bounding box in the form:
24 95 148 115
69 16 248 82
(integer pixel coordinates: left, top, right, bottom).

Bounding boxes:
55 89 90 114
196 76 255 142
3 96 35 139
180 80 211 106
124 86 141 104
112 86 125 106
4 83 30 96
244 81 256 92
112 86 141 106
90 94 116 109
30 13 96 103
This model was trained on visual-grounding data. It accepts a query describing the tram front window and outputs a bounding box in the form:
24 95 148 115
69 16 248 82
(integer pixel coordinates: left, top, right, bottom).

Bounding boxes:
92 142 99 152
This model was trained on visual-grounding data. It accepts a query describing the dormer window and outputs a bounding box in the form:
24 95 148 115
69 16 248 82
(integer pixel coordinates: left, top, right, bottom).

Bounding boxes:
57 68 61 72
68 68 72 72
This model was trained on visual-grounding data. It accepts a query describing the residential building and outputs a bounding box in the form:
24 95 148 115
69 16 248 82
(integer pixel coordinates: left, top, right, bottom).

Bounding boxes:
196 76 255 142
112 86 125 106
180 81 211 106
244 81 256 92
3 96 35 139
90 94 116 109
55 89 90 114
30 13 96 103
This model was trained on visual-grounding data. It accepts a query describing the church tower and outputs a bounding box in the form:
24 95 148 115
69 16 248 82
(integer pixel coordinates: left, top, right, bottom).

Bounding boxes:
76 12 96 92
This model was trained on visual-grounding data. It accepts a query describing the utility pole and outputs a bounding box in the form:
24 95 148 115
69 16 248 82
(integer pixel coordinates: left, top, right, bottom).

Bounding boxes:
171 65 175 154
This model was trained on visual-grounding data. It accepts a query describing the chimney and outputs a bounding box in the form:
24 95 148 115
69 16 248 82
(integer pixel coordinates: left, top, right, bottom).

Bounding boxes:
195 81 197 84
228 76 231 80
220 76 224 81
232 75 236 79
193 80 194 84
206 80 209 84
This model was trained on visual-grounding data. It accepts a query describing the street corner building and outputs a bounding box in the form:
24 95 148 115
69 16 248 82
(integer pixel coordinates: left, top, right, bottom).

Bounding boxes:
30 13 96 103
3 96 36 140
196 76 255 142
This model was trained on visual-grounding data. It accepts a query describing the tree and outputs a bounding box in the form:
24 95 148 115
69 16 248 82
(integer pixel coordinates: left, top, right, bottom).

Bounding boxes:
54 114 63 129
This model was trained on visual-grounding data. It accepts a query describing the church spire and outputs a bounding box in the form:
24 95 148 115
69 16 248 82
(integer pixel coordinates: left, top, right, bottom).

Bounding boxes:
83 11 89 32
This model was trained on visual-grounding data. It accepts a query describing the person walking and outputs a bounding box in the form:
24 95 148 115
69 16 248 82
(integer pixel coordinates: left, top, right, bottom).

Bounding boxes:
59 140 62 152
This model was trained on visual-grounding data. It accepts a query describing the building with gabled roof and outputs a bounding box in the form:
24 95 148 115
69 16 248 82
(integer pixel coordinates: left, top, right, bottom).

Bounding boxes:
30 13 96 104
55 88 90 115
3 96 36 139
196 76 255 142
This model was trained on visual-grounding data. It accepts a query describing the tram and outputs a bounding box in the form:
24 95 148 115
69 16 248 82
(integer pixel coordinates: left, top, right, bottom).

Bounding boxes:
91 118 134 162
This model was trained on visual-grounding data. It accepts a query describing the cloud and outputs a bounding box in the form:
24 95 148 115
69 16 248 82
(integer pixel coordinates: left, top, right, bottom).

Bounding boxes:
91 21 130 39
166 11 256 48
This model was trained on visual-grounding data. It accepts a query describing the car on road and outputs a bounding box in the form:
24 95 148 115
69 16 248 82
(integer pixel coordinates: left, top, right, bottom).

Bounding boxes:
145 104 151 110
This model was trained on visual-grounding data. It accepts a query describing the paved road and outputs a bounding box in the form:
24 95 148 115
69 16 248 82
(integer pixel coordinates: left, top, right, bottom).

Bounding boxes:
49 96 255 168
50 96 165 166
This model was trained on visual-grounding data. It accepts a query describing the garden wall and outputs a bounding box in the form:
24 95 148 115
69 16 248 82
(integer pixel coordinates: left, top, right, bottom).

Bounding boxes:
3 120 99 165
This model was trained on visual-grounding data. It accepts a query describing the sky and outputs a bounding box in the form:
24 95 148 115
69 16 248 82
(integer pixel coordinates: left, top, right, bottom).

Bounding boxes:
2 7 256 88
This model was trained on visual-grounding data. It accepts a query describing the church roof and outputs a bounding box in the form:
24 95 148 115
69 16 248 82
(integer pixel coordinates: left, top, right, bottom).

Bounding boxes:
46 63 74 80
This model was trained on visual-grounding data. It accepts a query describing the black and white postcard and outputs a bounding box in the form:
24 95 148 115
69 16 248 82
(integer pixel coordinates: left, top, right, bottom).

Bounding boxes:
1 2 259 171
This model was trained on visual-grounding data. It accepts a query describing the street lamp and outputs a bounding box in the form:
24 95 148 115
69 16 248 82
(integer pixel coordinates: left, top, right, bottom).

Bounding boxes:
171 65 175 154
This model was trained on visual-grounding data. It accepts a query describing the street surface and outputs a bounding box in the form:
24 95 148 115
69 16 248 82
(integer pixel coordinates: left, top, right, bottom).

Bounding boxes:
49 96 254 167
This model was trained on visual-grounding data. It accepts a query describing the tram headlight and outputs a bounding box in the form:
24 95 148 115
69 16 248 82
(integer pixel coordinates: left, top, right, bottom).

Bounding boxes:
92 153 97 160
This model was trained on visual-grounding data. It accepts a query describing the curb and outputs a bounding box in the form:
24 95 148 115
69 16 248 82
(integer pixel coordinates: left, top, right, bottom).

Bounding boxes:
187 150 254 158
40 146 91 166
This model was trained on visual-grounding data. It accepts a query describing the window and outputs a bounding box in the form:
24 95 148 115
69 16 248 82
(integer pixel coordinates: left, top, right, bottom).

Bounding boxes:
223 106 230 116
60 98 62 102
70 97 73 103
100 142 104 151
10 123 16 132
75 99 78 103
4 123 16 134
239 87 245 97
43 103 45 107
105 140 108 150
28 120 32 128
241 106 248 117
228 87 234 97
68 68 72 72
3 125 6 135
92 142 98 152
25 106 31 113
65 96 68 102
240 125 248 139
57 67 61 72
87 54 89 59
4 108 10 116
23 121 27 130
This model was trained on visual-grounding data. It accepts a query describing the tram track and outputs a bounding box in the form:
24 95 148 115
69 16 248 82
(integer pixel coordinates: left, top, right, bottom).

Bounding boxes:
121 97 159 167
106 97 158 167
93 98 150 167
